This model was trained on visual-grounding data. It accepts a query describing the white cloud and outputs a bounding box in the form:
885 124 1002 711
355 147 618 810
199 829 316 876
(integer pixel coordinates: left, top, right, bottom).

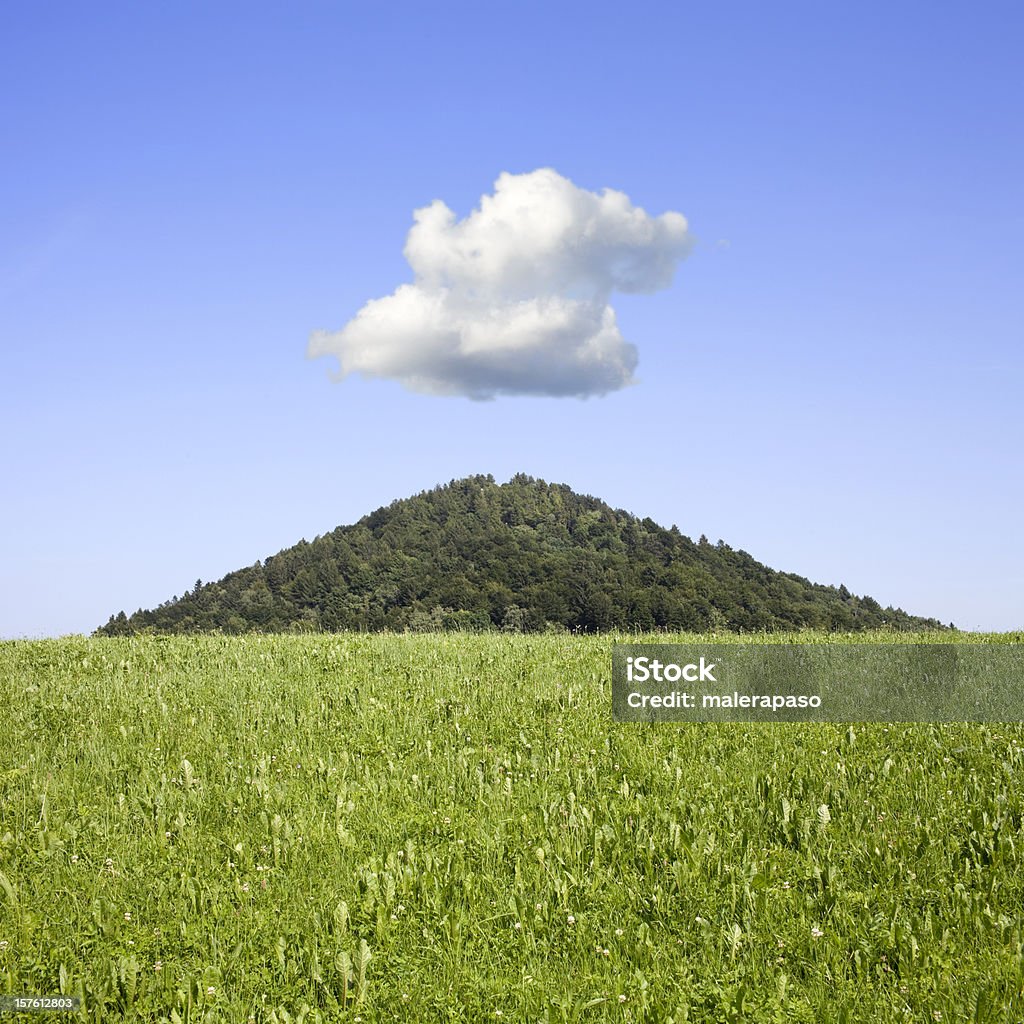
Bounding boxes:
308 168 692 399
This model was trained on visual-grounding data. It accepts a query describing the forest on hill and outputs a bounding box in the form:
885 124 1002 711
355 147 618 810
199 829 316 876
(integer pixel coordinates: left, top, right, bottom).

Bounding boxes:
97 474 946 635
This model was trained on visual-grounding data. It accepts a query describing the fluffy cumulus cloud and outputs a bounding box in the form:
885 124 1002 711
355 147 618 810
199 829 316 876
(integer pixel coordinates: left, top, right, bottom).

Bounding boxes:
308 168 692 399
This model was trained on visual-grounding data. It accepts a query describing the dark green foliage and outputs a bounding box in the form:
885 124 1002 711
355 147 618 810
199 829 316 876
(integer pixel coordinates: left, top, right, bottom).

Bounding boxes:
96 474 944 635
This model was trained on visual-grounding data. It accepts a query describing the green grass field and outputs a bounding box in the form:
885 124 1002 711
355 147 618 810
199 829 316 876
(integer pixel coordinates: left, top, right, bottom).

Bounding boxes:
2 632 1023 1022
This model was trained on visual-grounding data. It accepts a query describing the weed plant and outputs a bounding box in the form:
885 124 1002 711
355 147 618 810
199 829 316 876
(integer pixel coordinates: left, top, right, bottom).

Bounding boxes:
1 632 1022 1022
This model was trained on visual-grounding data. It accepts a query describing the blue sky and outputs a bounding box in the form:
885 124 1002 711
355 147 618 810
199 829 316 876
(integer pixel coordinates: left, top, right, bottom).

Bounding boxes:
3 1 1022 636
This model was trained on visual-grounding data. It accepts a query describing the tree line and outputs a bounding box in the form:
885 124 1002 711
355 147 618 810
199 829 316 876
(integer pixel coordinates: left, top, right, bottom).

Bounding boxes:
97 474 947 635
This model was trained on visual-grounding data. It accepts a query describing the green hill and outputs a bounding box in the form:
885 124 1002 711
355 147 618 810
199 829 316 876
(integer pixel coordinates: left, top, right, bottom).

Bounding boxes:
97 474 945 635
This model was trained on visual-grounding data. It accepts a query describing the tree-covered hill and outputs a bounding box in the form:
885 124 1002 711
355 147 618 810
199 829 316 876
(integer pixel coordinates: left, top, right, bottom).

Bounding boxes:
97 474 946 635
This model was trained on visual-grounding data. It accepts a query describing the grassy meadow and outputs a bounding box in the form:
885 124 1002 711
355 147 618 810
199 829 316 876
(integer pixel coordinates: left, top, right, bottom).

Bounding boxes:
2 632 1023 1022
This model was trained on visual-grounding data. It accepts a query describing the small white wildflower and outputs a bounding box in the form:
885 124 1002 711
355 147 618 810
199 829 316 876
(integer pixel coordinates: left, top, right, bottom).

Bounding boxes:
513 921 521 930
811 926 824 940
567 915 575 925
602 948 610 957
206 986 215 996
535 903 543 912
124 912 132 922
619 994 627 1003
70 855 79 863
615 928 624 937
153 961 162 972
0 941 9 950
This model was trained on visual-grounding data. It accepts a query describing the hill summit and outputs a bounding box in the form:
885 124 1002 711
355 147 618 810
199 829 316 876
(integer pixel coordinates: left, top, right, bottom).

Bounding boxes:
97 474 944 635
